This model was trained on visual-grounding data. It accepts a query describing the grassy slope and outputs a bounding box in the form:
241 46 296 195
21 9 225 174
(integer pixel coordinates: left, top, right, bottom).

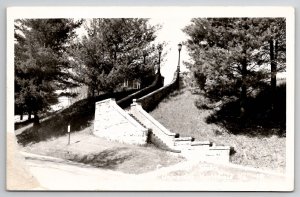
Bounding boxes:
16 90 137 146
23 126 184 174
150 89 286 173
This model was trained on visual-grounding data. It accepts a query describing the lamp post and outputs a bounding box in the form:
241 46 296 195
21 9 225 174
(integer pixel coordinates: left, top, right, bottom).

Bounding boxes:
157 44 163 74
143 50 147 65
177 43 182 72
176 43 182 89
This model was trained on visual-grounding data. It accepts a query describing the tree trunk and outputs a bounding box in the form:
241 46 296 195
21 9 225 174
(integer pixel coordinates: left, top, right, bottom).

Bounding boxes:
20 110 23 121
28 110 32 120
33 111 40 126
270 39 278 110
240 55 247 127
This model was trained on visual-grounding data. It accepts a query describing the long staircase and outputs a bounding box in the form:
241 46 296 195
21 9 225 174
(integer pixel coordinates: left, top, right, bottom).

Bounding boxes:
128 100 231 163
93 69 232 163
93 98 231 163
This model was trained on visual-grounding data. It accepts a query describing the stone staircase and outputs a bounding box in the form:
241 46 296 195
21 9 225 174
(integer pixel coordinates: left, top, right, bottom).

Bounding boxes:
93 98 231 163
129 114 146 128
147 130 181 153
128 100 232 163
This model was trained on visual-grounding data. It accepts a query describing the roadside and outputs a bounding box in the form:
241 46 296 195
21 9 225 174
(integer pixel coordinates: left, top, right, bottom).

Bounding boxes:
8 102 288 190
21 126 184 174
17 149 288 191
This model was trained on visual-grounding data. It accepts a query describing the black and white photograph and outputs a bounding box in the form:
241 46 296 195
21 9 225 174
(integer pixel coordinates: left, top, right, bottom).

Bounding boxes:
6 6 294 191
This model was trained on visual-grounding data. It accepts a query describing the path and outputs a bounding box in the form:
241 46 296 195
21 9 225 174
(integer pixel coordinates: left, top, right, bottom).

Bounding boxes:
8 128 289 191
8 126 289 191
15 150 290 191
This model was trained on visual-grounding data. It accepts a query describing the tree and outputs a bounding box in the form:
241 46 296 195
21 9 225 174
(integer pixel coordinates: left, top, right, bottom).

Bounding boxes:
183 18 286 124
69 18 161 96
259 18 286 109
14 19 82 123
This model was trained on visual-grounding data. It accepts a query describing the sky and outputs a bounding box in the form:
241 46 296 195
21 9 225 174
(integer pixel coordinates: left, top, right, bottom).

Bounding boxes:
149 18 192 84
75 18 193 85
76 17 286 85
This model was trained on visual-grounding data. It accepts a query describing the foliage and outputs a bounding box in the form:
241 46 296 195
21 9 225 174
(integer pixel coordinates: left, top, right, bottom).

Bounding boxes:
183 18 286 103
14 19 82 120
69 18 162 96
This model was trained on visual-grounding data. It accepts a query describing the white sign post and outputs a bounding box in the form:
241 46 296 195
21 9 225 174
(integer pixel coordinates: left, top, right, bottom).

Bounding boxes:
67 124 70 145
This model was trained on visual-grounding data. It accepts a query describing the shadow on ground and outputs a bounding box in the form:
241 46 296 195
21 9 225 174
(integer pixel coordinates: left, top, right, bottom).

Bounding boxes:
205 84 286 137
67 147 133 170
25 147 133 171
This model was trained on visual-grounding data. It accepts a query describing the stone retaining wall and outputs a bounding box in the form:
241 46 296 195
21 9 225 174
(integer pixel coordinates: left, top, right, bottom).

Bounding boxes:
117 73 164 109
94 99 148 145
130 101 177 149
136 70 179 112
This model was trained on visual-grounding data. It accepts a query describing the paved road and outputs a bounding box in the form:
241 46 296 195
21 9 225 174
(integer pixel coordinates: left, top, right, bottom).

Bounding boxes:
17 150 291 191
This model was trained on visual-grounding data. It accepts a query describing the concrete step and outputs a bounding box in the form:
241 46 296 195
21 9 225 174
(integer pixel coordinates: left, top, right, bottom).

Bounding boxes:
191 140 211 147
174 137 193 146
180 145 231 163
205 145 231 163
128 113 147 128
174 136 193 141
150 132 181 153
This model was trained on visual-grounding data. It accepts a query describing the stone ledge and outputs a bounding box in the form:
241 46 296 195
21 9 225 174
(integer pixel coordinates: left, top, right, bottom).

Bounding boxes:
174 137 193 141
209 145 231 151
191 140 211 146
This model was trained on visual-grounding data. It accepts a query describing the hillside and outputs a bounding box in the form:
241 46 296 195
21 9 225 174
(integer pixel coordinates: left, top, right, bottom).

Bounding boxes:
150 87 286 173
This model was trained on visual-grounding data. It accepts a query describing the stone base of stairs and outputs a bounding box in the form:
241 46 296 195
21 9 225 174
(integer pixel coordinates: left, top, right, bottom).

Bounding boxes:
93 99 232 164
171 139 231 163
128 101 232 164
191 140 211 147
148 131 181 153
174 137 193 146
180 145 231 163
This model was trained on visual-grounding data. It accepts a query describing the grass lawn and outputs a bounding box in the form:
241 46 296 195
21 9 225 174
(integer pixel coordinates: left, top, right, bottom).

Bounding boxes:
150 89 286 173
22 126 184 174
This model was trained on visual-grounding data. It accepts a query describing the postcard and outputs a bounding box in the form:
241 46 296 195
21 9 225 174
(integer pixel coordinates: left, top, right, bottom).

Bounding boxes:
7 6 295 191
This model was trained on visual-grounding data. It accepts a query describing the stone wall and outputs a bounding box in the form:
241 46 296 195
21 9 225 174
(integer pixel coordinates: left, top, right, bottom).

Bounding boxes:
136 70 179 112
94 99 148 145
117 73 164 109
129 101 178 149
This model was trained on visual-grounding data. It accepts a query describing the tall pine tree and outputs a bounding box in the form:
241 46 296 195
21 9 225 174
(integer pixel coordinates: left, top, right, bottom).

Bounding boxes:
183 18 286 124
69 18 160 96
15 19 82 123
